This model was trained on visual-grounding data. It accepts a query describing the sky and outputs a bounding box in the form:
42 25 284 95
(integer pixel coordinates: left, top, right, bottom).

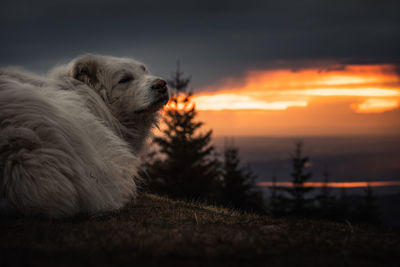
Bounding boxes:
194 65 400 136
1 0 400 136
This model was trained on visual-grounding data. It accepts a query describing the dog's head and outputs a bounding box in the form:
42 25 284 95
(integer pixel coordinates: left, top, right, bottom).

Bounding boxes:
71 54 169 119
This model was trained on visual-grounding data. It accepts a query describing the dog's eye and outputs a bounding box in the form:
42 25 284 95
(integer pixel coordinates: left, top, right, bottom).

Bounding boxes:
118 75 133 84
141 65 146 72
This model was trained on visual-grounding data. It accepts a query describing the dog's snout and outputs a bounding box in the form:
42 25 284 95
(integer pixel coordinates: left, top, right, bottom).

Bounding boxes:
151 79 167 93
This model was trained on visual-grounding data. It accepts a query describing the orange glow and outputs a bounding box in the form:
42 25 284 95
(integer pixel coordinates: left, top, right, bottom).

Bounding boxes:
161 64 400 136
352 98 399 113
164 95 195 111
193 94 308 110
283 88 399 97
257 181 400 188
194 64 400 114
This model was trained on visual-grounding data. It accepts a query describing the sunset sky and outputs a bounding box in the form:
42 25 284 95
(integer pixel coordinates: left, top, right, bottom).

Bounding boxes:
1 0 400 137
193 64 400 136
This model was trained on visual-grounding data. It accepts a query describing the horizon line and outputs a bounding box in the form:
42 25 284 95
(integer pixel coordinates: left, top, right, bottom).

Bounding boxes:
257 181 400 188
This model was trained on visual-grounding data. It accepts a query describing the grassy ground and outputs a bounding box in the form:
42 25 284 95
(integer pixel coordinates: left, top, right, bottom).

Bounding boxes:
1 193 399 266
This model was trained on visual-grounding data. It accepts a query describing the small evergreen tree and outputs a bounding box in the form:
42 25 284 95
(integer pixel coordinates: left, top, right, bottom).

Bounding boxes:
316 166 335 218
338 185 349 220
269 170 283 216
221 139 264 213
145 62 221 202
358 181 378 223
280 141 314 216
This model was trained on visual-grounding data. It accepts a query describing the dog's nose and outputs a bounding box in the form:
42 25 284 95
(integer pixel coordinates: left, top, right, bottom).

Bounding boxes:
151 79 167 93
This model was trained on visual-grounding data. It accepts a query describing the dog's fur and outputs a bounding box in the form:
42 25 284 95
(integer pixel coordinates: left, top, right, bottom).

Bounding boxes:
0 54 169 218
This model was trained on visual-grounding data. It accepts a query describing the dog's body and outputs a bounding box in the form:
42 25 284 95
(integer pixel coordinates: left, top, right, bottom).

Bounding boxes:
0 55 169 218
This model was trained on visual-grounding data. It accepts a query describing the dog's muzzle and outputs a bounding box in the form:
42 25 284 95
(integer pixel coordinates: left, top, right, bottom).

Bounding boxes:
133 79 169 114
151 79 168 95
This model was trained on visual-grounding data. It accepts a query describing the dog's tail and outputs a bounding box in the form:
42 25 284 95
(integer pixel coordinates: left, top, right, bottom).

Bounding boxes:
0 126 79 217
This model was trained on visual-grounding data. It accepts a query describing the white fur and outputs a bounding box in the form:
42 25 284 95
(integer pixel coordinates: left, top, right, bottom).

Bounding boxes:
0 54 169 218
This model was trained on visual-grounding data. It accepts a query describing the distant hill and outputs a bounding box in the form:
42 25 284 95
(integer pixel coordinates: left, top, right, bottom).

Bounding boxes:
1 193 399 266
213 135 400 182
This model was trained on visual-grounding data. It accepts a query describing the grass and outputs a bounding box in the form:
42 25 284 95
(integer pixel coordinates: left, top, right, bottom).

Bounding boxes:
1 193 399 266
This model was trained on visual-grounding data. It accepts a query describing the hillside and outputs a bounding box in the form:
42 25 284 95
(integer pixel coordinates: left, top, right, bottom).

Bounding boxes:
1 193 399 266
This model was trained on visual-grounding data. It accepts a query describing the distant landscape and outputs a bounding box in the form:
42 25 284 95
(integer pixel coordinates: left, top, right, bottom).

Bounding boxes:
213 135 400 226
213 135 400 184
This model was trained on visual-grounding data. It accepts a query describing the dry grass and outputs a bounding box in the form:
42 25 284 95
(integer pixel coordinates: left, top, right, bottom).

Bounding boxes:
1 193 399 266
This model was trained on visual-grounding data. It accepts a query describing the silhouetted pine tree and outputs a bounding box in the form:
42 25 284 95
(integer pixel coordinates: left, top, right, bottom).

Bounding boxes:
357 181 378 223
281 141 314 216
316 166 336 218
221 139 264 213
145 62 221 202
269 170 285 216
167 61 190 93
337 186 349 220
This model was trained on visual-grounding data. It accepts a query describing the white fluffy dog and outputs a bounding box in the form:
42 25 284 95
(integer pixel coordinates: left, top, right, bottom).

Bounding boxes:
0 54 169 218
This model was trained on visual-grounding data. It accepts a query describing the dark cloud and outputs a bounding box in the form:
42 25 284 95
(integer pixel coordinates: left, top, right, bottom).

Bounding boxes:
1 0 400 89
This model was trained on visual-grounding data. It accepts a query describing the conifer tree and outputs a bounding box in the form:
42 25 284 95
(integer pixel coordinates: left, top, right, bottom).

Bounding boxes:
145 62 221 201
269 170 282 216
338 186 349 220
316 166 335 218
221 139 264 213
280 141 314 215
358 181 378 223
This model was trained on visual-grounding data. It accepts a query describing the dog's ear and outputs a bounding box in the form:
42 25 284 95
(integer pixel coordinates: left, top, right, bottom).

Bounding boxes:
72 56 99 88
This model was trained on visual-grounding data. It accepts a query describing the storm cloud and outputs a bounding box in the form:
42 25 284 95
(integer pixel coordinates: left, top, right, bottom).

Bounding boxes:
1 0 400 89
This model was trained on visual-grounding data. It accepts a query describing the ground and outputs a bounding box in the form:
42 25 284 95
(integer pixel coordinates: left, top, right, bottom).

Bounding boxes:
1 193 399 266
